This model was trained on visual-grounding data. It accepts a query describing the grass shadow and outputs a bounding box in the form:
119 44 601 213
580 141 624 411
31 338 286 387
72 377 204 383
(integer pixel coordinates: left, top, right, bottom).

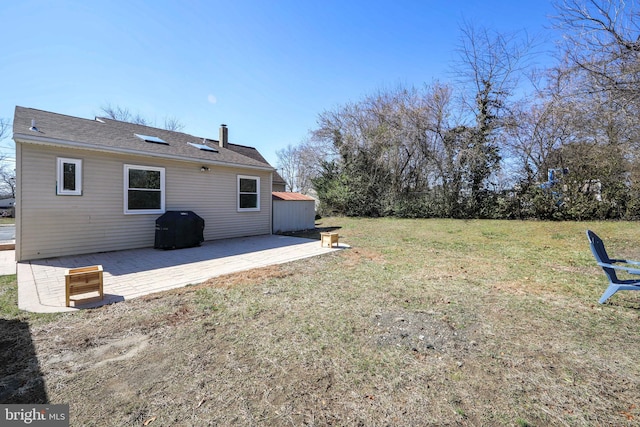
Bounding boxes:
277 226 342 241
0 318 48 403
605 298 640 310
71 294 125 309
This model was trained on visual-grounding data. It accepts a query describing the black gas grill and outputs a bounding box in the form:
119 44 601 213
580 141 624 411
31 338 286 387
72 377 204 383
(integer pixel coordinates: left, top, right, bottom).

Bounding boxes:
154 211 205 249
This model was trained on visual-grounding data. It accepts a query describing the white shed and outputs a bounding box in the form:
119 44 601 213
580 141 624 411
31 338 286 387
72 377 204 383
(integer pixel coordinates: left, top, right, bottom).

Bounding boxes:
272 192 316 233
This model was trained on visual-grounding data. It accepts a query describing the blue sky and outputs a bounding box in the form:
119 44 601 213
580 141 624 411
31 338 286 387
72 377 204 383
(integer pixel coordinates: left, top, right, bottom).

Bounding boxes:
0 0 560 168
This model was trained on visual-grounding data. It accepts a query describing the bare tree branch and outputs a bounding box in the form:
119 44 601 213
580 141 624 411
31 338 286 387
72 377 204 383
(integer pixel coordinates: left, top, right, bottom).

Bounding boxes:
0 118 11 141
163 117 185 132
99 103 184 131
0 164 15 198
553 0 640 108
100 104 133 122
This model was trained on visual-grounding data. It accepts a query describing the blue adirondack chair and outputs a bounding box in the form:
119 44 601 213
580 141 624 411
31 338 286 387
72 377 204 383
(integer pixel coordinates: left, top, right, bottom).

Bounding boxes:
586 230 640 303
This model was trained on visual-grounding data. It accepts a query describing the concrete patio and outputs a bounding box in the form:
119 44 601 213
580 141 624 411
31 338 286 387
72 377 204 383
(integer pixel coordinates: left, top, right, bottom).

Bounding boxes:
16 235 346 313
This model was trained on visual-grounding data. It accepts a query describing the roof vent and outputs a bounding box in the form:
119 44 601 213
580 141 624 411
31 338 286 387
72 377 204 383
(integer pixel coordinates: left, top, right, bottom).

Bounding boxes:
29 119 38 132
134 133 168 145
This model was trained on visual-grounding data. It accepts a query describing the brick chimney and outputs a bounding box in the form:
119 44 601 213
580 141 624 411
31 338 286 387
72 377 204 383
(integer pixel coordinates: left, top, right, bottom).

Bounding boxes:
219 124 228 148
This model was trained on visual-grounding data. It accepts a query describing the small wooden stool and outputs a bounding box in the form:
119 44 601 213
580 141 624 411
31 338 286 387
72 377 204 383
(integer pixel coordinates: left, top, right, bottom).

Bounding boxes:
320 232 339 248
65 265 104 307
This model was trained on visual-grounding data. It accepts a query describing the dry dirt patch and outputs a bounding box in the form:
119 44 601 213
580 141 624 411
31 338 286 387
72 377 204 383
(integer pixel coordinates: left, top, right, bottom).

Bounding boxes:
46 333 150 373
170 264 292 291
373 309 472 356
342 247 385 267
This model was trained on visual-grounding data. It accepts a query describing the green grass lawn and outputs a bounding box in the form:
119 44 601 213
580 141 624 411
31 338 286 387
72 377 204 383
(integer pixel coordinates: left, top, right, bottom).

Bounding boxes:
0 217 15 225
1 218 639 425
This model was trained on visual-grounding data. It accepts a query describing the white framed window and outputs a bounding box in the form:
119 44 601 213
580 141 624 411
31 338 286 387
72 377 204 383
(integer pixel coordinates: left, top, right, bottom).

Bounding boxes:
56 157 82 195
237 175 260 211
124 164 165 214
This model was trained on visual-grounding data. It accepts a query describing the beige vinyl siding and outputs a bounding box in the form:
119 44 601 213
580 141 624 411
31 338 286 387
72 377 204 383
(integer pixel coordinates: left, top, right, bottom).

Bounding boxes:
272 182 286 192
16 143 271 261
166 165 272 240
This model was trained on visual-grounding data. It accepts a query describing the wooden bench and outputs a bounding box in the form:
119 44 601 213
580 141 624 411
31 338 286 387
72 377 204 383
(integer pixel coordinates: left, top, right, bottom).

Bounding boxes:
65 265 104 307
320 232 340 248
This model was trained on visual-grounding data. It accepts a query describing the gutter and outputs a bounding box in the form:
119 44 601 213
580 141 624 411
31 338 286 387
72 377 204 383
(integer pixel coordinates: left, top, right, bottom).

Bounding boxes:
13 133 275 173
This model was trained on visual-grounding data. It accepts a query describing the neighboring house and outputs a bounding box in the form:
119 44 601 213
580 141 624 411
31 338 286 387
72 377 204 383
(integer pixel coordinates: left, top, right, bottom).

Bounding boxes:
0 198 15 208
12 106 280 261
271 177 287 192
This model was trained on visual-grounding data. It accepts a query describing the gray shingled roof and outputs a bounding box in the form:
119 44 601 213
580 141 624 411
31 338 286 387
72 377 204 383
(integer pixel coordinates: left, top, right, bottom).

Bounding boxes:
227 142 287 186
13 106 274 171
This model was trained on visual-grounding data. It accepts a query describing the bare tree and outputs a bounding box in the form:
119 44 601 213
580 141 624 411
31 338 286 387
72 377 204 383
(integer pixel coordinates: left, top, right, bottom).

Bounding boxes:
553 0 640 110
0 164 15 198
276 144 303 192
0 118 14 198
0 119 13 199
162 116 185 132
453 22 536 210
99 103 185 131
505 63 581 183
415 82 467 216
277 137 336 194
311 84 471 216
100 104 138 123
0 118 10 141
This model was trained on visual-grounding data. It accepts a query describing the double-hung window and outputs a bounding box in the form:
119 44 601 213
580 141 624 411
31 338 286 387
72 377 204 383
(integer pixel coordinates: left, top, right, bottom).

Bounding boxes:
237 175 260 211
124 164 165 214
56 157 82 195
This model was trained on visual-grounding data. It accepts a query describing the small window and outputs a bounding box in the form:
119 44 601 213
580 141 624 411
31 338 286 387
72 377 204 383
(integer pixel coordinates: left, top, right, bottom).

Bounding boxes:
57 157 82 195
237 175 260 211
124 164 165 214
